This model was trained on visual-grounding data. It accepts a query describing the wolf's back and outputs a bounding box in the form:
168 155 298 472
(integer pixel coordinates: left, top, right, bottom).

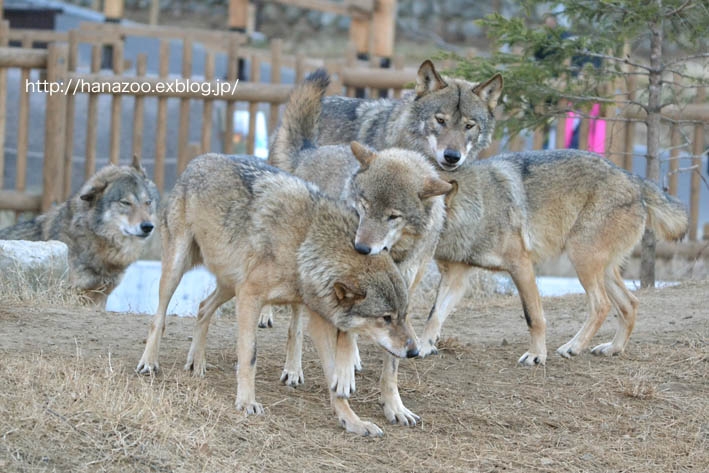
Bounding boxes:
641 180 688 240
0 217 45 241
269 69 329 173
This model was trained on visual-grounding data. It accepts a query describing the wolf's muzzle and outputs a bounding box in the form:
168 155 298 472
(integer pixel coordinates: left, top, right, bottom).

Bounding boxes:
354 242 371 255
406 347 419 358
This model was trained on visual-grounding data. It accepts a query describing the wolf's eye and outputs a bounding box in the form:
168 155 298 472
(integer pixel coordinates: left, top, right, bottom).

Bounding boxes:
466 123 476 130
119 200 131 207
435 116 445 125
388 214 401 221
383 316 392 324
145 200 152 206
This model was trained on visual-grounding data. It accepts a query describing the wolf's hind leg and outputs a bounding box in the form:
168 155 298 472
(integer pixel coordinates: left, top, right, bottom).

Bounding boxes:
557 249 612 358
592 267 638 356
185 283 234 376
307 309 382 437
234 284 265 415
258 306 274 328
137 234 194 374
508 256 547 366
281 304 305 387
419 262 474 357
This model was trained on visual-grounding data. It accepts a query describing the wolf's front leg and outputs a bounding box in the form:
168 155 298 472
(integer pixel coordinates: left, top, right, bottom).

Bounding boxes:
508 257 547 366
380 354 419 426
280 304 305 387
234 287 264 415
419 262 474 357
307 309 383 437
331 331 357 398
185 284 234 376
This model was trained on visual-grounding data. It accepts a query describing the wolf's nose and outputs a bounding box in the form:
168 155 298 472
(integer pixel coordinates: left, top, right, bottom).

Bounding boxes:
406 348 419 358
443 149 461 164
140 222 154 234
354 243 371 255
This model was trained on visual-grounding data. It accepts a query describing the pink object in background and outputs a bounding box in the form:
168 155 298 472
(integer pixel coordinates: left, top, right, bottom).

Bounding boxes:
564 103 605 153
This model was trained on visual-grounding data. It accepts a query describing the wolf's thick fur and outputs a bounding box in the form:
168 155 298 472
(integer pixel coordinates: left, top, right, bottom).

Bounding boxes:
268 70 450 425
136 154 418 436
310 60 503 171
0 156 158 304
422 150 688 364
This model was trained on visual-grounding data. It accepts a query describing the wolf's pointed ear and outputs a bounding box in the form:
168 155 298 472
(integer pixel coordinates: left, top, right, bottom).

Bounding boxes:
350 142 377 170
79 181 108 204
131 154 147 177
473 73 503 111
444 180 458 208
416 60 447 97
419 177 453 200
333 281 366 304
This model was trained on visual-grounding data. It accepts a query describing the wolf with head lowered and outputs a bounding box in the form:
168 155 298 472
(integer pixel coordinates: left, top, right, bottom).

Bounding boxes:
136 153 419 436
0 156 159 305
267 69 452 426
316 60 503 171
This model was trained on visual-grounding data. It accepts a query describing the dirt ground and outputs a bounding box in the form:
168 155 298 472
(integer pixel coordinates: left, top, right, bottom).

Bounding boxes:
0 280 707 472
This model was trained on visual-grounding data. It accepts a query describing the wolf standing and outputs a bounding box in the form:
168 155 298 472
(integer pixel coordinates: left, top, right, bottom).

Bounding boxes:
424 150 688 364
317 60 503 171
0 156 159 304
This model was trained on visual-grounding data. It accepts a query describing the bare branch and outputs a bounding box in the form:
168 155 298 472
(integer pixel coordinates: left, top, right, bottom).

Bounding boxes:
664 53 709 68
580 52 652 71
664 0 694 18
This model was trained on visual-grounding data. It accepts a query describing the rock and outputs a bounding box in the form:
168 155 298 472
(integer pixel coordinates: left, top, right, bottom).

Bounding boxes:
0 240 69 288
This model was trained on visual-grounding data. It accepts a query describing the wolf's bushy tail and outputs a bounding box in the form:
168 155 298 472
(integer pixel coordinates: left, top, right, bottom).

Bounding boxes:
641 180 688 240
0 217 44 241
269 69 329 172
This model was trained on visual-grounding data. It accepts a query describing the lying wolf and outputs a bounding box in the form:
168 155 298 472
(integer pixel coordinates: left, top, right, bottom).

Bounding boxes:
136 154 418 437
423 150 688 364
316 60 503 171
0 156 158 304
268 69 451 425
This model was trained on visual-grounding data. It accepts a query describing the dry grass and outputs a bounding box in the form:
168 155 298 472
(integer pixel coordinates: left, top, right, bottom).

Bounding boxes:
0 262 87 308
1 282 707 472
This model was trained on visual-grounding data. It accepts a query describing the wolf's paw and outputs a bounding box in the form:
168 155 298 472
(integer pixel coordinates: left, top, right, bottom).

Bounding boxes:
381 398 419 427
331 362 356 398
280 368 304 387
518 351 547 366
556 341 585 359
184 355 207 377
417 339 439 358
338 417 383 438
591 342 622 357
236 400 264 416
353 346 363 373
136 356 159 375
257 310 273 329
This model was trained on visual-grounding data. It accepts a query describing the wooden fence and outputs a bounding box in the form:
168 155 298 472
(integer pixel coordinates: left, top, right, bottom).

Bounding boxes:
0 22 706 239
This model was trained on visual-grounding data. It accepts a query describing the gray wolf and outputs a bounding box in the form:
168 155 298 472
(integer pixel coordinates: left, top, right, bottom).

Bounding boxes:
0 156 158 305
267 69 451 425
135 153 418 437
312 59 503 171
422 149 688 365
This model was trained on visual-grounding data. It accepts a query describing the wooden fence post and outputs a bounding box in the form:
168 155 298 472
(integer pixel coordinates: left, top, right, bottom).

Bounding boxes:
42 44 68 211
62 30 79 199
109 41 123 165
85 44 101 179
0 20 8 189
149 0 160 26
689 87 705 241
246 54 260 155
154 39 169 192
268 39 282 137
16 37 31 195
177 38 193 174
131 53 147 160
201 51 215 154
223 38 239 154
103 0 124 21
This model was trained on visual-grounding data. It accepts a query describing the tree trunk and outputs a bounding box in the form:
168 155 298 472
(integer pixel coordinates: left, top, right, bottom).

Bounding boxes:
640 3 663 288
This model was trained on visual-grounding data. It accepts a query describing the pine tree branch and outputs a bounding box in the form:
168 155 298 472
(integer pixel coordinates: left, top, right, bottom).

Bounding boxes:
664 0 694 18
581 52 652 71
